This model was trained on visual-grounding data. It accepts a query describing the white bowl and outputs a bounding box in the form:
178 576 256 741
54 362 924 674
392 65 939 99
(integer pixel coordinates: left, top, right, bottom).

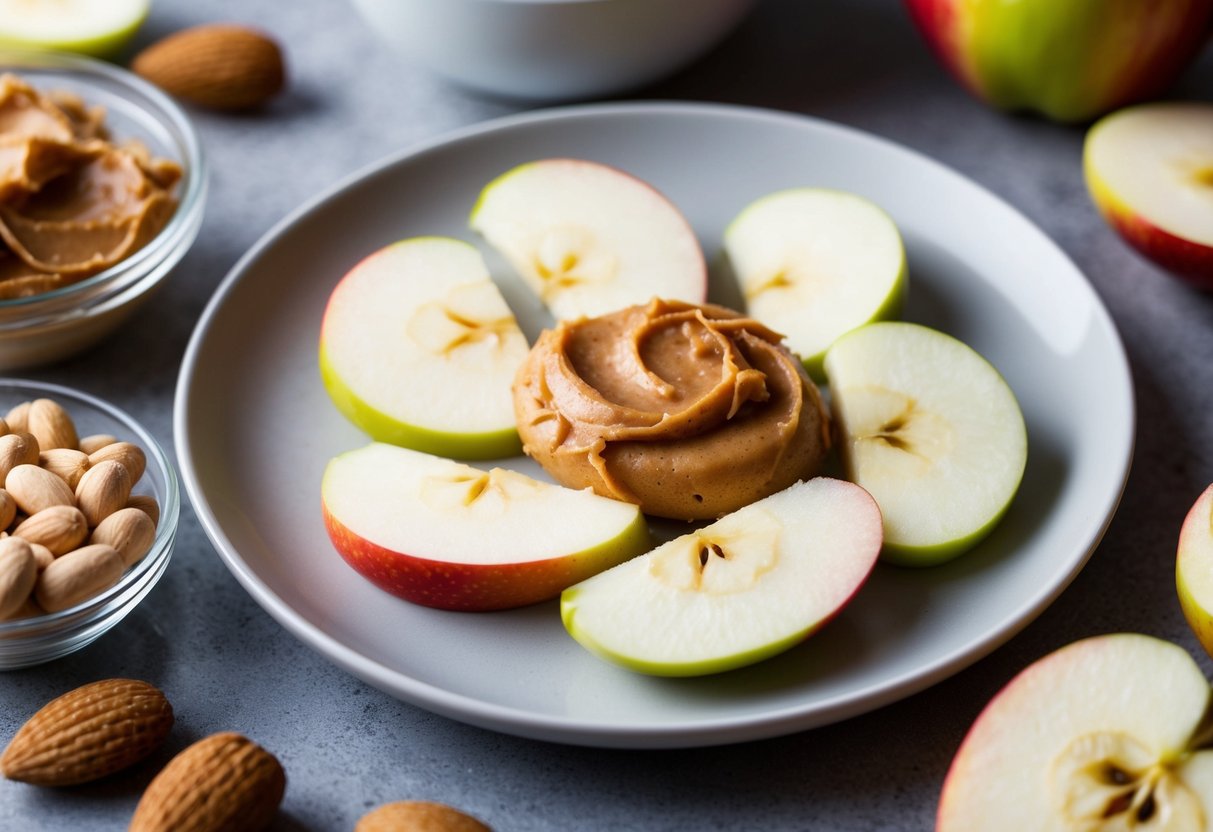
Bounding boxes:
348 0 760 101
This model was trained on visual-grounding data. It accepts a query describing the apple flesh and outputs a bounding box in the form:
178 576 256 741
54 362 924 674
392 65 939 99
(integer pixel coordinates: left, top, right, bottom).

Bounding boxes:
469 158 707 321
938 633 1213 831
1176 484 1213 656
823 322 1027 566
0 0 149 57
322 443 651 612
723 187 907 380
560 477 882 676
1085 102 1213 291
320 236 529 460
904 0 1213 123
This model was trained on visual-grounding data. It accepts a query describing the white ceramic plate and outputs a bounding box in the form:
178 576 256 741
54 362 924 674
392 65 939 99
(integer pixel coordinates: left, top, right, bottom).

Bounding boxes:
175 103 1134 749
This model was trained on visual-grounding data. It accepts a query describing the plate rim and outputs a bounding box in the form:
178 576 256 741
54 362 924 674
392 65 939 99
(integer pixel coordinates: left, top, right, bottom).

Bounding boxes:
174 100 1136 748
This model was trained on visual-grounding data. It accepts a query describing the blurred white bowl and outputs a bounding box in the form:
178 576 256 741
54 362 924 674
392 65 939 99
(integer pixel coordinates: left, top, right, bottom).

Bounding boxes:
348 0 760 101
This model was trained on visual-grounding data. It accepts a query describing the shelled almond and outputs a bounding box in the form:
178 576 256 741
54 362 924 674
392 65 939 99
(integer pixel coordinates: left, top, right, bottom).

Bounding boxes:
0 398 161 622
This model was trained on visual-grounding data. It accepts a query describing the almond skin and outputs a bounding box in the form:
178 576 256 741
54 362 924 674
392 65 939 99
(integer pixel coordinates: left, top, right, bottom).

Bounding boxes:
39 448 90 490
356 801 493 832
132 25 286 111
129 732 286 832
87 441 146 485
90 507 156 567
0 537 36 618
78 434 118 455
26 399 78 451
74 460 133 527
126 494 161 527
35 544 124 613
13 505 89 555
6 463 74 515
0 488 14 529
0 432 39 482
0 679 173 786
4 401 30 433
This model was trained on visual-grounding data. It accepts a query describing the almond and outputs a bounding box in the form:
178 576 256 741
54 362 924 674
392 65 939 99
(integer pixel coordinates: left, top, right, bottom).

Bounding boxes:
0 537 36 618
126 494 161 527
39 447 89 490
356 801 493 832
6 463 74 514
0 432 39 482
74 460 133 527
0 416 8 436
28 543 53 571
13 505 89 555
35 544 124 612
132 25 286 111
0 595 43 621
4 401 30 433
0 679 173 786
78 433 118 455
87 441 146 484
129 732 285 832
90 507 156 568
0 488 14 529
26 398 78 451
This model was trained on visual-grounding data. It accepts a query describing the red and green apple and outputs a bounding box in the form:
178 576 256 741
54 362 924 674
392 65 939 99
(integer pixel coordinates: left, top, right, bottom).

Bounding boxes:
1177 484 1213 656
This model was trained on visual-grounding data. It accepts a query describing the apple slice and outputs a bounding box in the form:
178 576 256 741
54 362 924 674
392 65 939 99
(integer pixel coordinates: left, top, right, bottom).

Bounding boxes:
724 188 907 380
469 158 707 321
823 322 1027 566
938 633 1213 831
322 443 651 612
0 0 148 57
1085 102 1213 290
560 478 882 676
320 236 529 460
1176 484 1213 657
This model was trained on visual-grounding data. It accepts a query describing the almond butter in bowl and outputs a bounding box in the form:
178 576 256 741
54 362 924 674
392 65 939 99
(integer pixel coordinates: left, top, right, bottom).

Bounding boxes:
0 379 179 669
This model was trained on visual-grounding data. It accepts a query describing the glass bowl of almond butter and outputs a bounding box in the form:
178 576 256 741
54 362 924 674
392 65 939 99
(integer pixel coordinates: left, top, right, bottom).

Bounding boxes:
0 379 179 668
0 49 206 371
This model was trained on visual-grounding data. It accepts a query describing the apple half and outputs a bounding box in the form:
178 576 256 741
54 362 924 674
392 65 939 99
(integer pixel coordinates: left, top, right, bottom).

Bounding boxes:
560 477 882 676
823 322 1027 566
0 0 149 57
469 158 707 321
1085 102 1213 291
322 443 651 612
1177 484 1213 657
320 236 529 459
724 187 907 380
938 633 1213 831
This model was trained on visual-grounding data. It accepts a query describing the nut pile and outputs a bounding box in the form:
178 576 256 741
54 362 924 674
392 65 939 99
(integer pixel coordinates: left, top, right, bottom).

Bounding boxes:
0 398 159 620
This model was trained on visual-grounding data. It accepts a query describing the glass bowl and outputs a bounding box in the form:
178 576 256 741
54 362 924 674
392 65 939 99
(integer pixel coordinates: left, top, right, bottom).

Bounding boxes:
0 49 207 370
0 379 179 668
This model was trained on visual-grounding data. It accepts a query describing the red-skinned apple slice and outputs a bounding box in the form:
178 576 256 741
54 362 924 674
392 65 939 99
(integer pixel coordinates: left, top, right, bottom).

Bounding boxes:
1177 484 1213 656
469 158 707 321
1085 102 1213 290
322 443 651 612
938 633 1213 831
560 477 882 676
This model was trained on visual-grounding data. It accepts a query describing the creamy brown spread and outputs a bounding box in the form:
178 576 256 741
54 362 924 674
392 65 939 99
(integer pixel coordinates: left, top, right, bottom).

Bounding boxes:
514 298 831 521
0 74 180 300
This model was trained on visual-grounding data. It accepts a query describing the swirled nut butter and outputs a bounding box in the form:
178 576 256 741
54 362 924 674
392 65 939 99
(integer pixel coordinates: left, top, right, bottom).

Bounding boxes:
0 74 180 300
514 298 831 521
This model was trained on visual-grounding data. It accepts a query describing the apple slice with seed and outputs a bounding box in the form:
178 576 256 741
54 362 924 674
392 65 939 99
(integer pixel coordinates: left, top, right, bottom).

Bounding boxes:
320 236 529 459
823 321 1027 566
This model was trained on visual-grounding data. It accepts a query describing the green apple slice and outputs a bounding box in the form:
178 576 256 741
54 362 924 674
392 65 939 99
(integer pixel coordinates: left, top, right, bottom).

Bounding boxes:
0 0 149 57
724 187 907 380
560 477 882 676
938 633 1213 831
322 443 651 612
1177 484 1213 657
469 158 707 322
823 321 1027 566
320 236 528 459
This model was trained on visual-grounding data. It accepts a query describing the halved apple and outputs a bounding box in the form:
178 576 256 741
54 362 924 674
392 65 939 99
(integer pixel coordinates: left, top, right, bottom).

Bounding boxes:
469 158 707 321
1085 102 1213 291
0 0 148 57
938 633 1213 831
320 236 528 459
823 322 1027 566
724 188 907 380
1176 484 1213 657
322 443 651 612
560 477 882 676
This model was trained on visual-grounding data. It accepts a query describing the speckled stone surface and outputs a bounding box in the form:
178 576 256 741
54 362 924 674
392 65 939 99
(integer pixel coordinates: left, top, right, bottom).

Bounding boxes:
2 1 1212 829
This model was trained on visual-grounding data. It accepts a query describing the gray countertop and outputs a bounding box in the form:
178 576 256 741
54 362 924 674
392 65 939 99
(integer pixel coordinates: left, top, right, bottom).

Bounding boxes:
3 0 1212 829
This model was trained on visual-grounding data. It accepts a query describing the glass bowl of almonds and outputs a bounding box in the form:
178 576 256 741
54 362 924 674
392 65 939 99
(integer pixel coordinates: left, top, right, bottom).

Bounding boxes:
0 379 178 668
0 49 206 371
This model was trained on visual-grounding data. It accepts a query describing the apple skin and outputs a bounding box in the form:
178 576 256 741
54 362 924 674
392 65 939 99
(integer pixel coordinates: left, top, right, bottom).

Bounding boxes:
904 0 1213 123
1177 484 1213 655
0 0 149 58
323 499 651 613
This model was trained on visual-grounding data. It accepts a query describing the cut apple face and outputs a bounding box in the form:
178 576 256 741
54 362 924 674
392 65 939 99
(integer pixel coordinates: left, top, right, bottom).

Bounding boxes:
1085 102 1213 290
560 477 882 676
724 188 907 380
320 236 529 459
1176 484 1213 658
938 633 1213 831
823 322 1027 566
469 158 707 321
322 443 651 612
0 0 149 57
